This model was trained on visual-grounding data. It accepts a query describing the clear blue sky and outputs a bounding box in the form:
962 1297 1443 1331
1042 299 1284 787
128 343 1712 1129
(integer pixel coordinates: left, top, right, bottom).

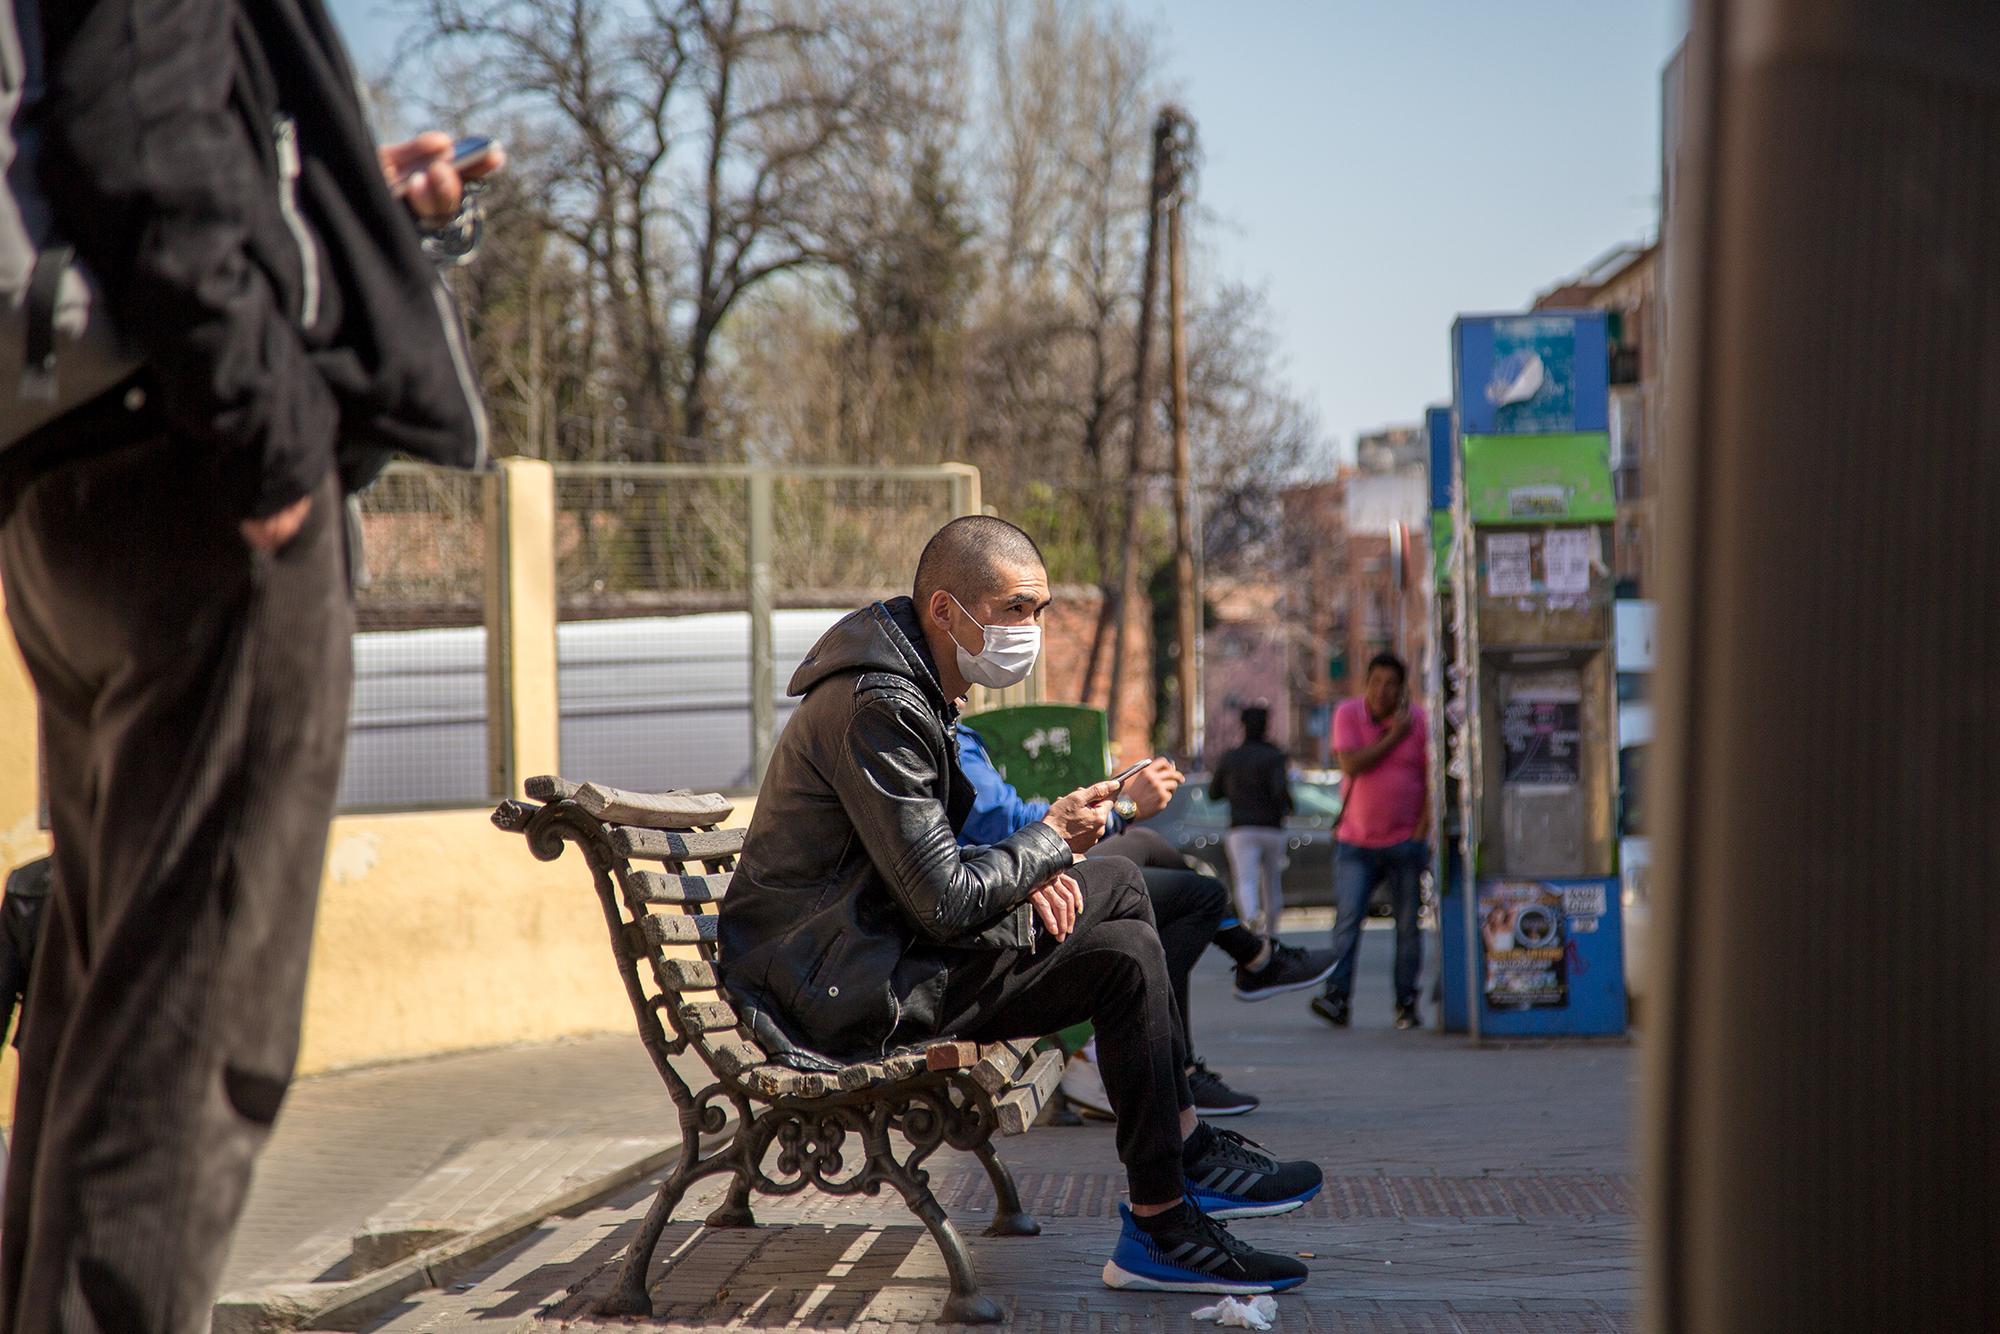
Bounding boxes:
1145 0 1686 456
330 0 1685 459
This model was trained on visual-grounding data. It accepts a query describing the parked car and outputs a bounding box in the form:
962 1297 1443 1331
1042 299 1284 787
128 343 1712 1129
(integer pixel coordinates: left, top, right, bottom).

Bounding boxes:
1154 772 1391 916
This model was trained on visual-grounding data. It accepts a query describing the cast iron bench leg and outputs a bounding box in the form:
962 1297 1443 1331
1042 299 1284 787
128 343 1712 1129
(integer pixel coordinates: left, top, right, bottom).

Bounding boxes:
976 1141 1040 1237
601 1157 697 1317
704 1172 757 1228
879 1164 1002 1324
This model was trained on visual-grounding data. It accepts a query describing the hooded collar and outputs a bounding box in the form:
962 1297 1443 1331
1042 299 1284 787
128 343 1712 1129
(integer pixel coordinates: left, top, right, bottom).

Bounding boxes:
788 596 958 720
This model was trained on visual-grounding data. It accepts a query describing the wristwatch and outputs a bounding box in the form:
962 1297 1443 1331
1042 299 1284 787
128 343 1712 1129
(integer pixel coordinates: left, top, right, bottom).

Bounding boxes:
420 180 487 268
1113 797 1139 822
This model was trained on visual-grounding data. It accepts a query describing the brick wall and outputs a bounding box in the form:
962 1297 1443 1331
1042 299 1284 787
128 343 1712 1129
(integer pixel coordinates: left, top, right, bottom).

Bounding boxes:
1040 585 1154 764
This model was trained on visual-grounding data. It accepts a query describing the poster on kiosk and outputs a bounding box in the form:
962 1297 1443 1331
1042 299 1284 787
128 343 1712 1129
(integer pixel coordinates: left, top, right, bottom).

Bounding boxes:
1444 310 1627 1038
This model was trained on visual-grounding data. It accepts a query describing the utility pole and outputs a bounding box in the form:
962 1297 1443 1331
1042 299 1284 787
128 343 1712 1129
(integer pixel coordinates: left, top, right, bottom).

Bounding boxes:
1166 118 1198 763
1106 107 1188 750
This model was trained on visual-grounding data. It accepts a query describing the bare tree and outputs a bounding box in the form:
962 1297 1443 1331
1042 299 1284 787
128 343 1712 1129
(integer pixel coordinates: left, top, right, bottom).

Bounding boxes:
399 0 941 454
380 0 1329 692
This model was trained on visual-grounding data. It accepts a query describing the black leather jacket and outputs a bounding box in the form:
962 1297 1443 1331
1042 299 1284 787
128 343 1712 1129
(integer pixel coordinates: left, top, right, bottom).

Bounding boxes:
719 597 1072 1067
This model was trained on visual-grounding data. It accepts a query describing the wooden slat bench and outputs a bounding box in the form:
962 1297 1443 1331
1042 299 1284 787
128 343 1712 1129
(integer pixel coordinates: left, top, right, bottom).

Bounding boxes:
491 776 1064 1324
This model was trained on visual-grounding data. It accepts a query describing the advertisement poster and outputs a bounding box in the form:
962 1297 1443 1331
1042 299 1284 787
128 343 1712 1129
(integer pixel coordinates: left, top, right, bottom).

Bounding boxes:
1543 528 1596 594
1479 880 1568 1009
1501 689 1583 785
1453 313 1609 436
1485 318 1577 434
1486 533 1533 597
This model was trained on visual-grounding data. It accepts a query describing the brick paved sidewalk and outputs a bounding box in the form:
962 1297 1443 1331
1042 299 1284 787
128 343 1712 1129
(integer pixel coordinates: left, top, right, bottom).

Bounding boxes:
331 927 1639 1332
222 1034 677 1293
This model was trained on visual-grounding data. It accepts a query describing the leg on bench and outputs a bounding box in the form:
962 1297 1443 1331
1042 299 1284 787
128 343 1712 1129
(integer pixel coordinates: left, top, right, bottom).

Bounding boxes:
704 1171 758 1228
600 1157 697 1317
975 1141 1040 1237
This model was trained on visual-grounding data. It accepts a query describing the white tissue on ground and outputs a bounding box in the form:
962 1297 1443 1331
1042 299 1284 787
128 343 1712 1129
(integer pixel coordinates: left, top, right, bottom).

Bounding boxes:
1191 1294 1278 1330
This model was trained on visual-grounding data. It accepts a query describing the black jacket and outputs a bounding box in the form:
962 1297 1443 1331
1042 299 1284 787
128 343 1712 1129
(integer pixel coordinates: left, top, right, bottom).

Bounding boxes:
718 597 1073 1067
17 0 486 517
1209 740 1293 829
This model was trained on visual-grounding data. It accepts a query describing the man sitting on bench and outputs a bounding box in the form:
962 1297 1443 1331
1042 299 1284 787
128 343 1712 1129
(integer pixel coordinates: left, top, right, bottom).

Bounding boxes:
719 516 1320 1294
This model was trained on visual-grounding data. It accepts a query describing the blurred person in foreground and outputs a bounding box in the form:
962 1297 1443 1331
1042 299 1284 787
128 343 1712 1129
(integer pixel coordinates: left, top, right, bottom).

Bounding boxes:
719 516 1321 1295
1315 652 1430 1031
955 722 1334 1119
0 2 501 1328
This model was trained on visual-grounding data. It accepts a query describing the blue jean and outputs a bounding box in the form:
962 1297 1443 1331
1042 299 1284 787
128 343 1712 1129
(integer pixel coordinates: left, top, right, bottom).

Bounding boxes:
1327 839 1427 1007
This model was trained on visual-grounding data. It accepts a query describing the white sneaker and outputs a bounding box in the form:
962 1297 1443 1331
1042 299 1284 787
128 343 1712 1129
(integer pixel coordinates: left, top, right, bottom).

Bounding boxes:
1059 1052 1115 1119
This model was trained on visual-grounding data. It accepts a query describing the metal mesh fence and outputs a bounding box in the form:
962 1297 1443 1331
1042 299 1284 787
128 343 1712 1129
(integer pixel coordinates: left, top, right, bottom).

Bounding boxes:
553 465 970 794
338 464 491 811
769 473 961 594
555 470 750 612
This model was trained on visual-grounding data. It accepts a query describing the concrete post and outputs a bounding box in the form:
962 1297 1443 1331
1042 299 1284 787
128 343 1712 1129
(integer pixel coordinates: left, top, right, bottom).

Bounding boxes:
484 458 560 799
747 471 776 787
944 463 982 522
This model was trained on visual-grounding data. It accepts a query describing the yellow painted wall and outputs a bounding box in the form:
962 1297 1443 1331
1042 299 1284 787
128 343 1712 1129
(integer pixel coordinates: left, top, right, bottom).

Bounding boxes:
0 794 760 1118
294 794 756 1076
0 584 43 1123
299 808 626 1073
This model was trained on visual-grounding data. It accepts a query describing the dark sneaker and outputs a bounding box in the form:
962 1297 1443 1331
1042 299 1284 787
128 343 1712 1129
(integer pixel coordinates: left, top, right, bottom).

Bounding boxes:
1310 993 1351 1027
1395 1002 1422 1030
1183 1122 1322 1219
1103 1201 1309 1294
1233 942 1338 1002
1186 1058 1260 1117
1041 1091 1086 1127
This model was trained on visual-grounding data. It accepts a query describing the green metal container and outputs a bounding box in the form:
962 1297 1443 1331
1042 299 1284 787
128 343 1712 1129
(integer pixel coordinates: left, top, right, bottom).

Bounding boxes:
959 704 1111 802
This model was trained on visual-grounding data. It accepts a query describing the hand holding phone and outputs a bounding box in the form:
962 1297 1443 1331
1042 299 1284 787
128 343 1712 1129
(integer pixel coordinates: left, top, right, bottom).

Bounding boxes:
390 135 501 199
1042 778 1123 853
1109 757 1155 788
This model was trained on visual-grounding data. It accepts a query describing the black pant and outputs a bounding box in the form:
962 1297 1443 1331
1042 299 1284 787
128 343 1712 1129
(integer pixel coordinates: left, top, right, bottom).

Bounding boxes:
1089 829 1228 1052
936 857 1192 1205
1136 867 1225 1053
0 438 352 1334
1090 826 1187 869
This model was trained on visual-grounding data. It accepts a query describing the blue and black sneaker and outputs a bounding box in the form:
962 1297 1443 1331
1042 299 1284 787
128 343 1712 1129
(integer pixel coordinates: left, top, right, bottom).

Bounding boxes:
1102 1200 1309 1294
1183 1121 1323 1219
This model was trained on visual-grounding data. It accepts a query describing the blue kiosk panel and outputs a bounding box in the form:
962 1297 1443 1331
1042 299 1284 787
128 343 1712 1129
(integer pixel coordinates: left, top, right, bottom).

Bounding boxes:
1426 404 1453 512
1453 875 1625 1036
1453 312 1609 437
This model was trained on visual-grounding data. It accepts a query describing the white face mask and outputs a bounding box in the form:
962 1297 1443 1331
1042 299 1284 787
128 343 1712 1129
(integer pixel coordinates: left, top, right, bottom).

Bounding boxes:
947 593 1041 689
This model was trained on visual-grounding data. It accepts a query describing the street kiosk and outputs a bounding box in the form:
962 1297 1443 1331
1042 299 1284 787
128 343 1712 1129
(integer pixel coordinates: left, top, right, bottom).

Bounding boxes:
1441 312 1627 1038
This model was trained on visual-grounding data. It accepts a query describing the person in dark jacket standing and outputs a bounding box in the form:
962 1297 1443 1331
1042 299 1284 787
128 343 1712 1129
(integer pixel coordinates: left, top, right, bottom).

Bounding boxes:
0 4 499 1330
720 517 1321 1296
1208 706 1300 948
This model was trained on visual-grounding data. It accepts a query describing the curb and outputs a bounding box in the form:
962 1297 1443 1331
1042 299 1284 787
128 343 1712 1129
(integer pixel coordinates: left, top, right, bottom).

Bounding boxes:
213 1138 684 1333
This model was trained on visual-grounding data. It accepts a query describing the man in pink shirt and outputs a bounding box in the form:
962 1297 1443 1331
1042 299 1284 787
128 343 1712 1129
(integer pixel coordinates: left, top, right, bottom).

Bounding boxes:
1314 652 1430 1031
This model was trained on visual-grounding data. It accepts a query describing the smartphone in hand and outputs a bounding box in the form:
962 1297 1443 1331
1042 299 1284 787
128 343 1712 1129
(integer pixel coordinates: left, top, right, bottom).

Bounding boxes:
1109 757 1154 788
390 135 501 199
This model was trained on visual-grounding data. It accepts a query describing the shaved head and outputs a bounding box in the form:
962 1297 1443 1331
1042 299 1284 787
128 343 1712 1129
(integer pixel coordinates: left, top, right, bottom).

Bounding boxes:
913 516 1046 609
